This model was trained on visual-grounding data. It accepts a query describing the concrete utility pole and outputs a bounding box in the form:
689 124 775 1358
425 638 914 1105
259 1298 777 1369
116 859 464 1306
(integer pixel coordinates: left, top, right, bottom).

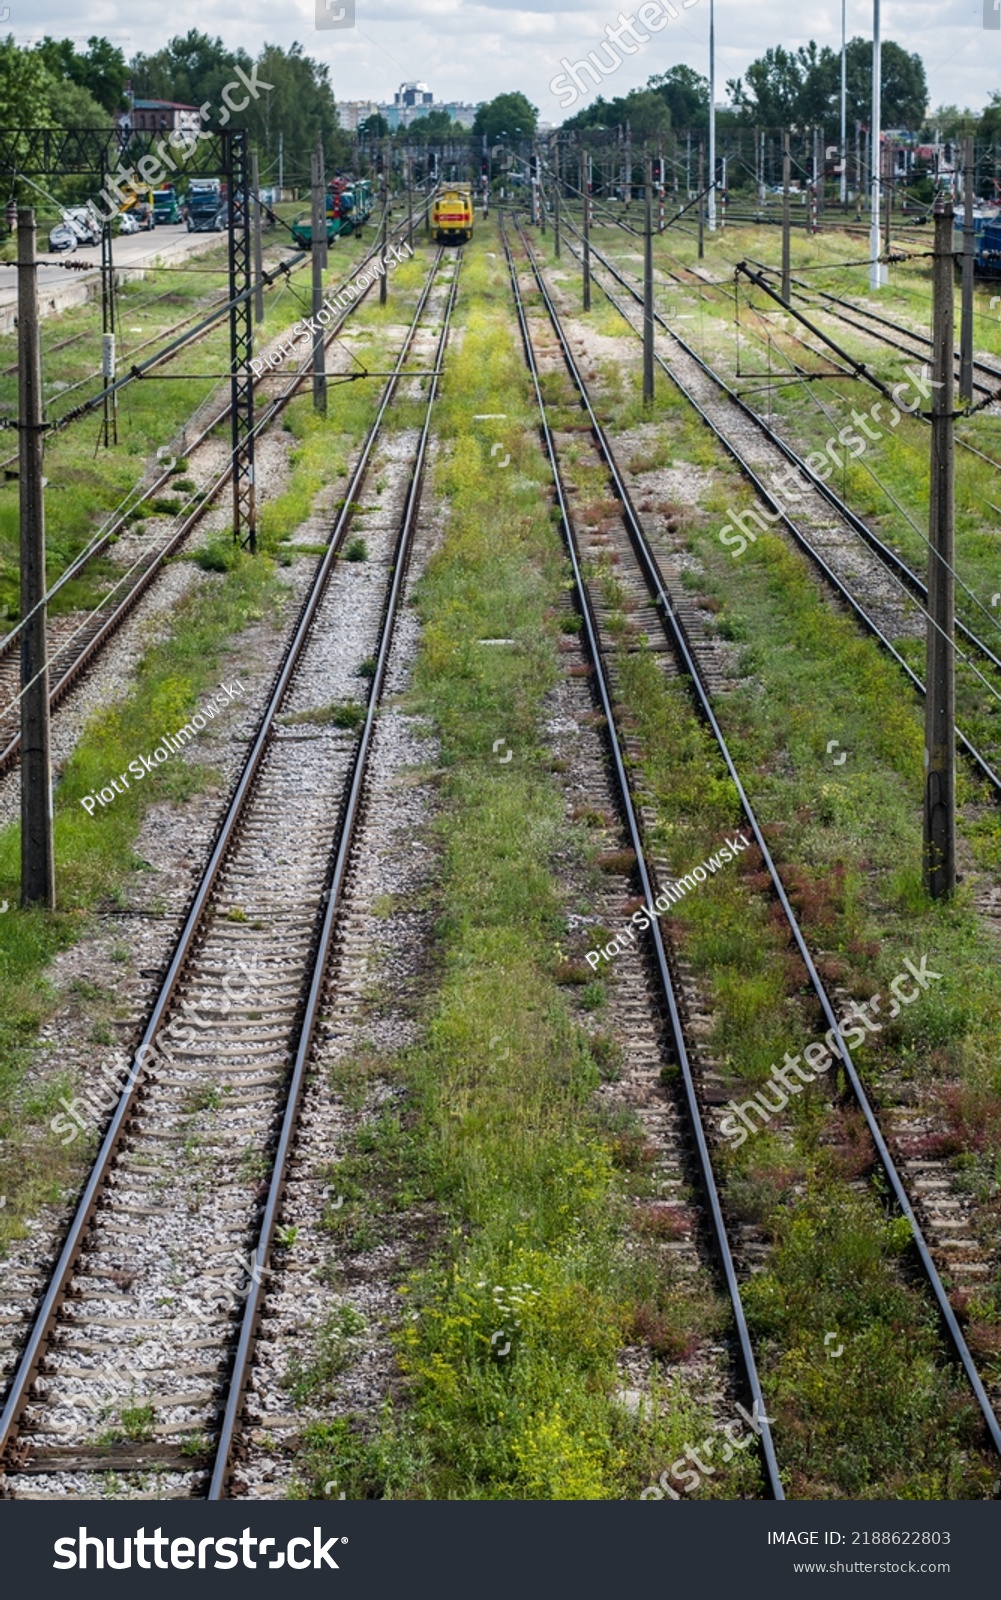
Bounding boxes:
643 157 654 404
18 209 54 909
99 221 117 447
707 0 716 230
960 134 975 407
316 136 327 270
782 132 791 303
278 131 283 198
924 197 956 901
582 150 591 312
251 149 264 324
840 0 847 206
554 143 561 258
380 181 388 304
407 151 414 252
870 0 887 288
698 139 705 259
310 151 327 415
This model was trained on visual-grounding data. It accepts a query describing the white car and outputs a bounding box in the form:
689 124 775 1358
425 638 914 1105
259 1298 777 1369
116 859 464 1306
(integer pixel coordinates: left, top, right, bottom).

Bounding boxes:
118 212 141 235
47 221 78 252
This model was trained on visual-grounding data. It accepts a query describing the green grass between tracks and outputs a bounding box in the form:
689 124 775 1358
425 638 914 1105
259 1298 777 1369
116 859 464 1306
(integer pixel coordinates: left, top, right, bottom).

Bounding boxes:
526 221 1001 1495
0 243 435 1244
291 226 755 1503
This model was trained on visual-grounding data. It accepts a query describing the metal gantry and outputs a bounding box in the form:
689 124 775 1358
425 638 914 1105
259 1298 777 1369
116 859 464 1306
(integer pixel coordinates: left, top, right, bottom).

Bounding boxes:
1 125 256 550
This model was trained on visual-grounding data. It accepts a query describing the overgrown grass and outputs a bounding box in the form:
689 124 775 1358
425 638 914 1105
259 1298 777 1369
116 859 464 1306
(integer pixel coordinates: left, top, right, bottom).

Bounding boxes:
290 226 748 1502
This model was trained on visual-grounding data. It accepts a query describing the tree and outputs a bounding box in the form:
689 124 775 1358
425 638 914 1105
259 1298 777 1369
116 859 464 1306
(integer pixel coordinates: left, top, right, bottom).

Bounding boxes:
32 37 123 119
0 36 52 126
563 87 669 138
729 36 926 131
242 43 344 185
843 37 927 130
405 108 460 142
44 74 109 128
129 31 245 111
358 112 389 139
647 64 708 128
472 92 537 143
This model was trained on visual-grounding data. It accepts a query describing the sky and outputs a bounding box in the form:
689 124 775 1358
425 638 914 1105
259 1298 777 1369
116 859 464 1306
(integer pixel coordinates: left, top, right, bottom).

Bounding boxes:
8 0 1001 124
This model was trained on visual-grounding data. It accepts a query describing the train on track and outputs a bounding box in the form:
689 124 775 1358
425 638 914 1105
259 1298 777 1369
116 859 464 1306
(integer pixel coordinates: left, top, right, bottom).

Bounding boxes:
291 178 373 248
954 209 1001 276
432 186 474 243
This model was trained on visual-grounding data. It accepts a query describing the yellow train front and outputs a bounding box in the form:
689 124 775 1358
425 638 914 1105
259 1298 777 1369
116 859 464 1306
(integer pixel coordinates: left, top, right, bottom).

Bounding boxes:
432 187 474 243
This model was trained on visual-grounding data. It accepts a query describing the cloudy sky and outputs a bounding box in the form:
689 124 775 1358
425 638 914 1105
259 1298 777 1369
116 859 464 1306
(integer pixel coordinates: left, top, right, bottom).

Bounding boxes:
9 0 1000 121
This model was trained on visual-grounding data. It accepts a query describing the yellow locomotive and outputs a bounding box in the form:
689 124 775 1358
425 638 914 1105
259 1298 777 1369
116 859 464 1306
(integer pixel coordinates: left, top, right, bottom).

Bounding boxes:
432 186 474 243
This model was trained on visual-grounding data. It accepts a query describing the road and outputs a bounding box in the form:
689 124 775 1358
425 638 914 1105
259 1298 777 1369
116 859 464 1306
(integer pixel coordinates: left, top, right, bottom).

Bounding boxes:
0 225 227 335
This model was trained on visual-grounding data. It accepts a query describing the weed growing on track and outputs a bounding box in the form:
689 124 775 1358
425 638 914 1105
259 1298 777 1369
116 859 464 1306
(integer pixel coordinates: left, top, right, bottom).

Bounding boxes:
0 549 281 1243
525 236 1001 1495
0 261 414 1242
0 230 380 620
291 230 752 1503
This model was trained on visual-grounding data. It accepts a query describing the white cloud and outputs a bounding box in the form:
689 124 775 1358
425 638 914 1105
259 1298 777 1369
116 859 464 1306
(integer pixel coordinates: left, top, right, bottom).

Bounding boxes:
9 0 998 120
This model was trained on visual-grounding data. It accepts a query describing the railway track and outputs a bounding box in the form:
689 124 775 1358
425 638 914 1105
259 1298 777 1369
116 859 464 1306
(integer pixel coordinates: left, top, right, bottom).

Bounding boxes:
505 212 1001 1491
0 244 459 1500
0 209 429 783
741 257 1001 397
556 219 1001 797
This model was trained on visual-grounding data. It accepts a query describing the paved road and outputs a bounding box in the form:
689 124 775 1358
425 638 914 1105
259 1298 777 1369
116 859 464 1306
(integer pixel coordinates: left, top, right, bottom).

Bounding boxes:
0 225 227 334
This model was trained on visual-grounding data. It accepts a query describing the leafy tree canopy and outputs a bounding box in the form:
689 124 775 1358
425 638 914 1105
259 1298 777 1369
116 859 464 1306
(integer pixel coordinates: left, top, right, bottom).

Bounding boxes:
472 91 537 143
728 36 927 130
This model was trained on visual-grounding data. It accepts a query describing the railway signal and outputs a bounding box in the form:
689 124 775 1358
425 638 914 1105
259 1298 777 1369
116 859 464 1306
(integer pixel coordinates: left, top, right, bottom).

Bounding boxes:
17 208 55 909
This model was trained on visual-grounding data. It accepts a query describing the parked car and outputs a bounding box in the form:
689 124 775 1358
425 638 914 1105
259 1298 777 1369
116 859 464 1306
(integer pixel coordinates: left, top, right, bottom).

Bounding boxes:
47 221 78 252
63 206 100 246
118 211 141 235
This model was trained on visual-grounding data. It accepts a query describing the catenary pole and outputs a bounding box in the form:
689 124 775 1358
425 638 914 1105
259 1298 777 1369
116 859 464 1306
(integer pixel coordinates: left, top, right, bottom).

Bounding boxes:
924 196 956 900
960 134 975 407
18 209 55 909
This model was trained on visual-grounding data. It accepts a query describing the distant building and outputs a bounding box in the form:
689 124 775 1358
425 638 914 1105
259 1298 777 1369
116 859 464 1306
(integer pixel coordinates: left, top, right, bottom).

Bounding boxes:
395 81 434 111
339 85 484 134
336 99 382 132
438 102 479 129
121 99 202 135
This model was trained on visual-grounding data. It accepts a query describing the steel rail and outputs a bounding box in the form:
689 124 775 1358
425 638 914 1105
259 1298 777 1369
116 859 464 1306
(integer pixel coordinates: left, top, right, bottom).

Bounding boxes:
505 213 787 1499
0 247 450 1472
560 219 1001 797
0 205 429 671
207 248 462 1499
744 256 1001 388
0 214 432 778
514 214 1001 1464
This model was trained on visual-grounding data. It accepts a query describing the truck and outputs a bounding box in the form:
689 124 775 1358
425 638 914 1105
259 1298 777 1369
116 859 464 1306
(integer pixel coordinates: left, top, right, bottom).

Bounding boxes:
186 178 226 233
153 186 182 225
